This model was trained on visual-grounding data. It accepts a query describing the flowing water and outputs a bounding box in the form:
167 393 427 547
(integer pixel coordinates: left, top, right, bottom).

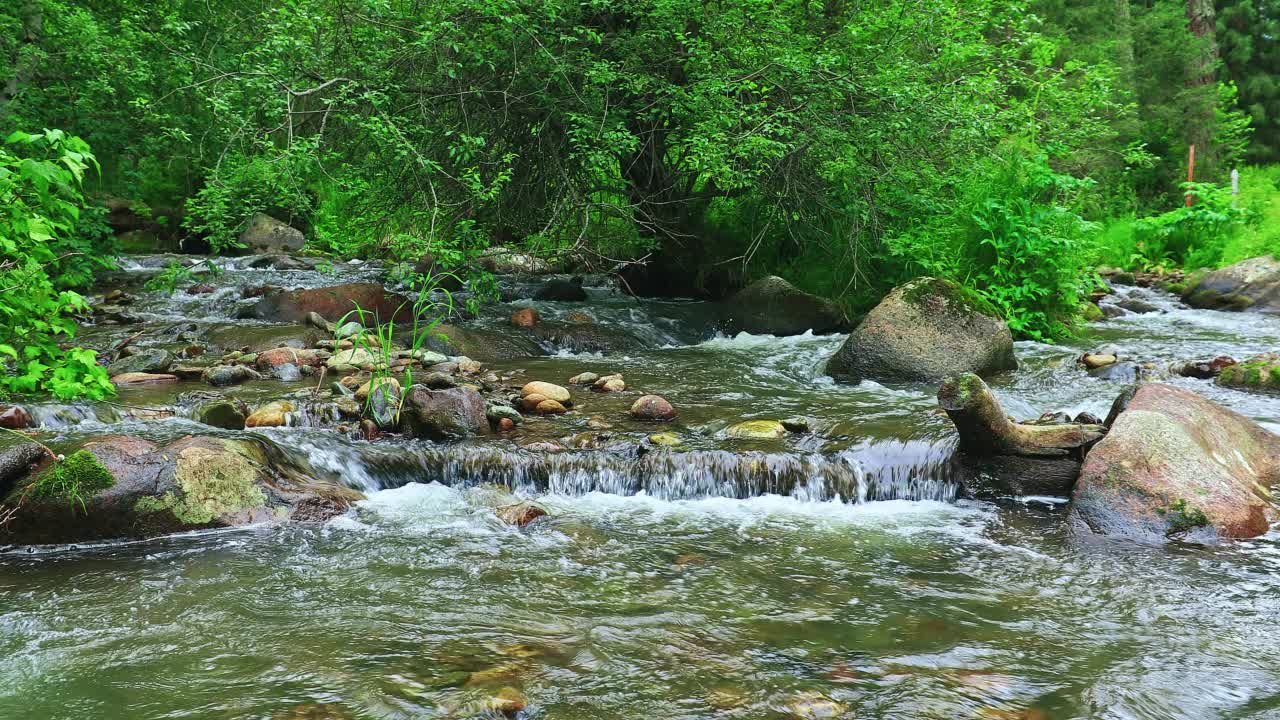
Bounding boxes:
2 259 1279 719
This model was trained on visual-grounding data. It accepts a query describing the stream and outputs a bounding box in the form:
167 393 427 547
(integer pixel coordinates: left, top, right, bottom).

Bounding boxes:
2 256 1279 719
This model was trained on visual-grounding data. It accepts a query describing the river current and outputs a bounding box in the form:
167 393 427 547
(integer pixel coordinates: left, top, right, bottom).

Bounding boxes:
2 257 1278 719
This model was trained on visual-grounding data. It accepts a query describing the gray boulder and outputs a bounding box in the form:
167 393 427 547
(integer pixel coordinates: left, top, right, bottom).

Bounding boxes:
399 385 487 439
825 278 1016 384
720 275 845 336
1071 384 1280 542
239 213 305 252
107 348 174 377
1183 256 1280 313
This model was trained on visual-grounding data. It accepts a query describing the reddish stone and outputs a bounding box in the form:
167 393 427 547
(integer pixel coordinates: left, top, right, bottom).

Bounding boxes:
359 419 381 441
497 418 515 432
256 347 324 369
241 283 412 323
629 394 675 421
1072 384 1280 541
110 372 178 387
187 283 216 295
510 307 540 328
0 405 33 429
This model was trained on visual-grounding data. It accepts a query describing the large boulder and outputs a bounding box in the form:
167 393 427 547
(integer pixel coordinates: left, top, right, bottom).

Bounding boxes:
825 278 1016 384
107 348 174 377
399 385 486 439
1182 256 1280 313
239 213 305 253
533 277 587 301
720 276 845 336
239 283 412 324
1071 384 1280 542
0 435 362 545
425 323 544 362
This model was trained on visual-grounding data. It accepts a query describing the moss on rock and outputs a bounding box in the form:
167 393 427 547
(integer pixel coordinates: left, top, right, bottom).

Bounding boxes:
135 445 266 525
29 450 116 510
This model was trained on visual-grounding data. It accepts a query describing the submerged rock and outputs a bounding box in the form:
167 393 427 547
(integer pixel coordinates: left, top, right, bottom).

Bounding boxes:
630 395 675 421
240 283 412 324
399 385 486 439
239 212 305 252
825 277 1016 384
531 321 646 355
720 275 846 336
1215 353 1280 392
1182 256 1280 312
1 435 361 545
726 420 787 439
510 307 540 328
107 348 174 377
1071 384 1279 542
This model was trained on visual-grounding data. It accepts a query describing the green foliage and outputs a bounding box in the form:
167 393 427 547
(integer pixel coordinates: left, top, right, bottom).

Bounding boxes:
30 449 116 514
184 144 319 253
0 129 115 401
1217 0 1280 164
885 146 1100 342
336 272 459 425
144 261 196 296
1132 181 1253 270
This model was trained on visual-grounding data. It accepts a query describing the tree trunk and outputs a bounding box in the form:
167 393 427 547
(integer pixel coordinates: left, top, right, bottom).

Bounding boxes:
937 374 1106 458
0 0 43 118
1185 0 1219 176
1115 0 1136 91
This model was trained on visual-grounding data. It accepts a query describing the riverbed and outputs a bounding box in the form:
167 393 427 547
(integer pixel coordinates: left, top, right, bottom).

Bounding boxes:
2 257 1278 719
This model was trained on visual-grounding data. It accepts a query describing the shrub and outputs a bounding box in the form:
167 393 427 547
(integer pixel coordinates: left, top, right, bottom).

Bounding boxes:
885 145 1100 342
0 129 116 400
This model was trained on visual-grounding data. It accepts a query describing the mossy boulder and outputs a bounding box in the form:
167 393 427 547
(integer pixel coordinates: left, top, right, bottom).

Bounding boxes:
1182 256 1280 313
107 348 174 377
1215 353 1280 392
720 275 846 336
424 323 545 361
1070 384 1280 543
1 435 363 545
197 399 249 429
825 277 1016 384
239 212 305 252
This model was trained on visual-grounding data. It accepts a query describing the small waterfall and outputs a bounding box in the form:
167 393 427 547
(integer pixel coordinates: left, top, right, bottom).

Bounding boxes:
268 431 960 502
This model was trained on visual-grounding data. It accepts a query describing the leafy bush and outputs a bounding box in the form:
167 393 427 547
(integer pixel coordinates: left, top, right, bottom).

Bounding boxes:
0 129 115 401
183 143 318 253
885 146 1100 342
